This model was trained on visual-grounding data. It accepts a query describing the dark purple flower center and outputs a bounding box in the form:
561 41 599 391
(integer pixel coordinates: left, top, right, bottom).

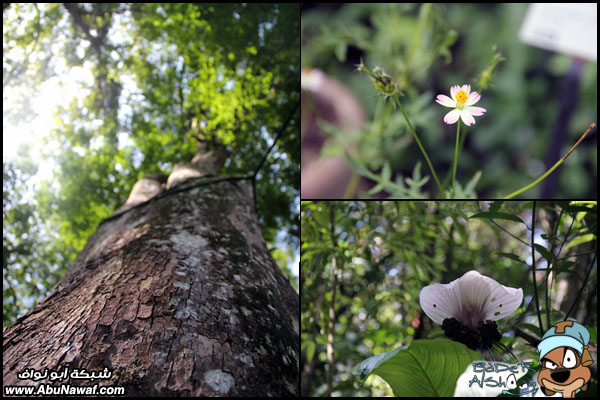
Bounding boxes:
442 317 502 350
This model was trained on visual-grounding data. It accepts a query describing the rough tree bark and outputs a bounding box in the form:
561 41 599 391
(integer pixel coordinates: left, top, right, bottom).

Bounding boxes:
2 149 299 396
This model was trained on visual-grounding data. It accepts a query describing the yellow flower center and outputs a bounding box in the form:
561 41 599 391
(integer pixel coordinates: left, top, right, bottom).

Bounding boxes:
455 90 468 104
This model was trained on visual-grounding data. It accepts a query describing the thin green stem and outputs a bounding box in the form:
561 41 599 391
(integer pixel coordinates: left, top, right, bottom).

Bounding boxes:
442 124 468 190
394 97 443 195
504 160 563 199
343 172 360 199
451 119 461 197
504 123 596 199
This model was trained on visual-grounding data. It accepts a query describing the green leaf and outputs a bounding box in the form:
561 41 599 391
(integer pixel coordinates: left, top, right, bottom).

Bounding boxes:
550 261 577 276
367 183 386 196
334 43 347 62
469 211 526 225
345 152 379 181
533 244 552 264
353 338 480 396
497 252 526 265
464 170 482 195
381 162 391 183
305 341 316 363
312 207 329 229
344 152 366 175
489 201 504 212
564 233 595 251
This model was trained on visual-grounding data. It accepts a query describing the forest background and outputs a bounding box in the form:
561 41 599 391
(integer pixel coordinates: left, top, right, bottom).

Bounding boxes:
301 201 597 396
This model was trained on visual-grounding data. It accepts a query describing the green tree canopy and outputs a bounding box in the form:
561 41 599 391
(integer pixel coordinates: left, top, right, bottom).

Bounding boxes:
3 3 299 326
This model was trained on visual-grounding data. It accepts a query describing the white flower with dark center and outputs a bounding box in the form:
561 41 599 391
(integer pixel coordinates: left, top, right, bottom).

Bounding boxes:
420 270 522 325
419 270 522 350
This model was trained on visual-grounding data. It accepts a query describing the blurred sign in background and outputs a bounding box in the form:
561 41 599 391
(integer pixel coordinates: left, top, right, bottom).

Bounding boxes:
519 3 597 62
519 3 597 197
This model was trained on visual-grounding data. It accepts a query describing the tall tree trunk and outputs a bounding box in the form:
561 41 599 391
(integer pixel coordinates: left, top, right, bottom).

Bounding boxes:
3 175 299 396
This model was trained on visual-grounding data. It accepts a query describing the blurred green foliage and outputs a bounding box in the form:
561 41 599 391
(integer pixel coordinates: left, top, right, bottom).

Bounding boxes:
302 4 597 198
300 201 596 396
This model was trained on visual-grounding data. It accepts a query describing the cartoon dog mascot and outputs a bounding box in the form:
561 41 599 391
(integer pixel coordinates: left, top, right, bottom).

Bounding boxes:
537 320 593 398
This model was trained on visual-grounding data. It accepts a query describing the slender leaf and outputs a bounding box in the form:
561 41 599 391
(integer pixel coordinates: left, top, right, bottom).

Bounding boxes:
533 244 552 264
497 252 526 265
469 211 526 225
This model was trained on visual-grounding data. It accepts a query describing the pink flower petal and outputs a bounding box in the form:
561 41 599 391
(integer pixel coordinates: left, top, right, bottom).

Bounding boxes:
465 106 486 116
436 94 456 108
460 111 476 126
465 92 480 106
443 109 461 125
450 85 460 100
437 85 486 125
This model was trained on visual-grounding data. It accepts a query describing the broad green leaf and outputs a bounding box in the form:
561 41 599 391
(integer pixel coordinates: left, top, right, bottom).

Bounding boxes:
353 338 480 396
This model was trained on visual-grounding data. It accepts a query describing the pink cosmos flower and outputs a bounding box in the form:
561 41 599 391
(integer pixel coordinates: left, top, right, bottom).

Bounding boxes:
435 84 486 126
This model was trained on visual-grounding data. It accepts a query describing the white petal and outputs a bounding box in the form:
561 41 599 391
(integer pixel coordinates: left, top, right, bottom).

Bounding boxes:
456 271 495 324
465 106 486 116
435 94 456 108
419 271 523 326
419 280 464 325
465 92 480 106
480 278 523 321
443 109 461 124
450 85 460 100
457 271 523 323
460 111 476 126
462 84 471 95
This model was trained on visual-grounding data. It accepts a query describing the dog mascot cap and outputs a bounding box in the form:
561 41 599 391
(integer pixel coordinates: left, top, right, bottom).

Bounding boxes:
538 320 593 366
